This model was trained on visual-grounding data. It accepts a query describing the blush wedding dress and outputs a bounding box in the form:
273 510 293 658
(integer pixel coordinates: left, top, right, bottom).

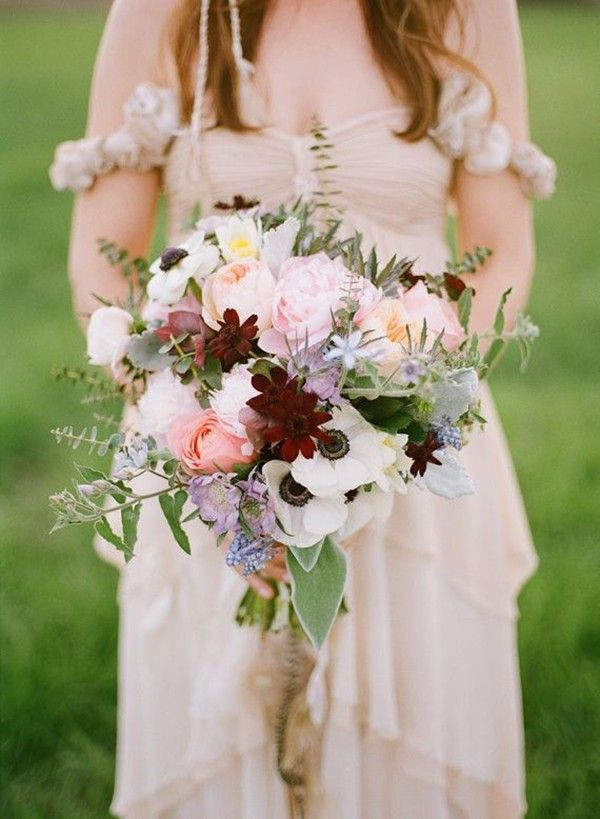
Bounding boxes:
51 66 555 819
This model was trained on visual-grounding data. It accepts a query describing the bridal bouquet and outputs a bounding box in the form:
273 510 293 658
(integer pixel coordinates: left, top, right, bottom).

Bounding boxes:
50 199 538 648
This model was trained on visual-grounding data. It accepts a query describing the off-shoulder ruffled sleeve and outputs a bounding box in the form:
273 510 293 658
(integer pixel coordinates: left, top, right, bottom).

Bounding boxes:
428 71 556 200
49 83 180 192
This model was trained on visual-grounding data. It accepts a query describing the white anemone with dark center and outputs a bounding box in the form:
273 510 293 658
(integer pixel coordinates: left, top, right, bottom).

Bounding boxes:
263 460 348 548
290 404 387 498
147 230 220 305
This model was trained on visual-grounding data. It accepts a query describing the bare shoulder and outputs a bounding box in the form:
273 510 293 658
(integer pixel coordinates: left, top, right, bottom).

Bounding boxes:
451 0 527 136
105 0 178 33
88 0 180 132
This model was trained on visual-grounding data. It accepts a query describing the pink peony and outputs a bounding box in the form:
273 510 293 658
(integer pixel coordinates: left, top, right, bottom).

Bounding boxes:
403 282 464 351
202 259 276 332
167 410 255 475
209 363 258 455
258 253 380 355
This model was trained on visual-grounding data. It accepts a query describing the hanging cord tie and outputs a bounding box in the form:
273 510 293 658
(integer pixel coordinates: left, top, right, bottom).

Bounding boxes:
190 0 210 171
190 0 254 172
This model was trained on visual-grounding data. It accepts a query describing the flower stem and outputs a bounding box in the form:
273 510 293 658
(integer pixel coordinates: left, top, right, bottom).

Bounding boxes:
103 484 184 516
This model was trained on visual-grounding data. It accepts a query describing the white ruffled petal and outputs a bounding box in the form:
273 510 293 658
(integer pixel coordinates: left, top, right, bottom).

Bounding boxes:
147 269 188 305
302 496 348 537
416 450 475 500
335 486 394 541
261 217 300 276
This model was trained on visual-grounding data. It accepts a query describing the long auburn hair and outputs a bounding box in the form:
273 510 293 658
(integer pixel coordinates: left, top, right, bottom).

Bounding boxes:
166 0 482 142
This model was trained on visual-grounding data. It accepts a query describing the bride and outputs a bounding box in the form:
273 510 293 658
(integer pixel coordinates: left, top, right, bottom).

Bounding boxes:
51 0 555 816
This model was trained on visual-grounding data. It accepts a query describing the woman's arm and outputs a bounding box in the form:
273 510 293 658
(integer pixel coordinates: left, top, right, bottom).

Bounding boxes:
453 0 535 333
68 0 174 324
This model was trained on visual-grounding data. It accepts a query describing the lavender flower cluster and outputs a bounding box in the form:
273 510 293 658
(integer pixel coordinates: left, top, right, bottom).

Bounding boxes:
188 471 277 539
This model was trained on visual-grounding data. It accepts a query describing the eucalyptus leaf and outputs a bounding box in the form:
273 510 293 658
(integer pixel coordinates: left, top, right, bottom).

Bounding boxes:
175 355 193 375
200 354 223 390
374 410 412 434
287 536 347 649
126 330 171 371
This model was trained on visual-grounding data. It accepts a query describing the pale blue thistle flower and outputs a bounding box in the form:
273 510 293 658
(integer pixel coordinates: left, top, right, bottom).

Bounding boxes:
112 437 149 479
225 533 275 576
325 330 374 370
288 346 342 404
398 357 426 384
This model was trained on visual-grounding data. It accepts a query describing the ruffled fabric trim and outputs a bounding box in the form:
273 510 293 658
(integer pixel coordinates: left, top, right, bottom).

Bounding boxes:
49 83 180 192
429 71 556 199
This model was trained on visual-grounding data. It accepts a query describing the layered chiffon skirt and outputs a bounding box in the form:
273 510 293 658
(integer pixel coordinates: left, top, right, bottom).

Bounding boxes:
103 387 536 819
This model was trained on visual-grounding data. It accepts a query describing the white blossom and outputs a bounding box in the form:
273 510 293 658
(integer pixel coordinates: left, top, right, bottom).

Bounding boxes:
263 460 348 548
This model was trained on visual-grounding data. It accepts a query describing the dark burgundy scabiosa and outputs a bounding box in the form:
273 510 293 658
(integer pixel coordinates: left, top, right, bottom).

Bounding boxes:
262 391 332 461
208 308 258 369
399 260 427 290
214 195 260 211
443 272 475 301
245 366 333 460
247 367 295 415
405 431 444 478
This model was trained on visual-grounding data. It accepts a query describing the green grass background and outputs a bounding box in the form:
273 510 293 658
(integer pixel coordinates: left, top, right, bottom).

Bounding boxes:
1 5 599 817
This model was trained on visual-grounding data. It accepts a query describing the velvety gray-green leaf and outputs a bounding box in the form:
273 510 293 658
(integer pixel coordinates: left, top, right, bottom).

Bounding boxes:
287 535 347 649
288 539 325 573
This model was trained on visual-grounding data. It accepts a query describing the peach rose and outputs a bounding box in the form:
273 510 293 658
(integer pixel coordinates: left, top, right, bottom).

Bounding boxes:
167 410 255 475
202 259 276 332
357 298 420 376
403 281 464 351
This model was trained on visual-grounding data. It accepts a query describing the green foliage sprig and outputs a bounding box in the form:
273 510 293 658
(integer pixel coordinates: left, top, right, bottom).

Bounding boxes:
97 239 150 316
52 367 123 404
